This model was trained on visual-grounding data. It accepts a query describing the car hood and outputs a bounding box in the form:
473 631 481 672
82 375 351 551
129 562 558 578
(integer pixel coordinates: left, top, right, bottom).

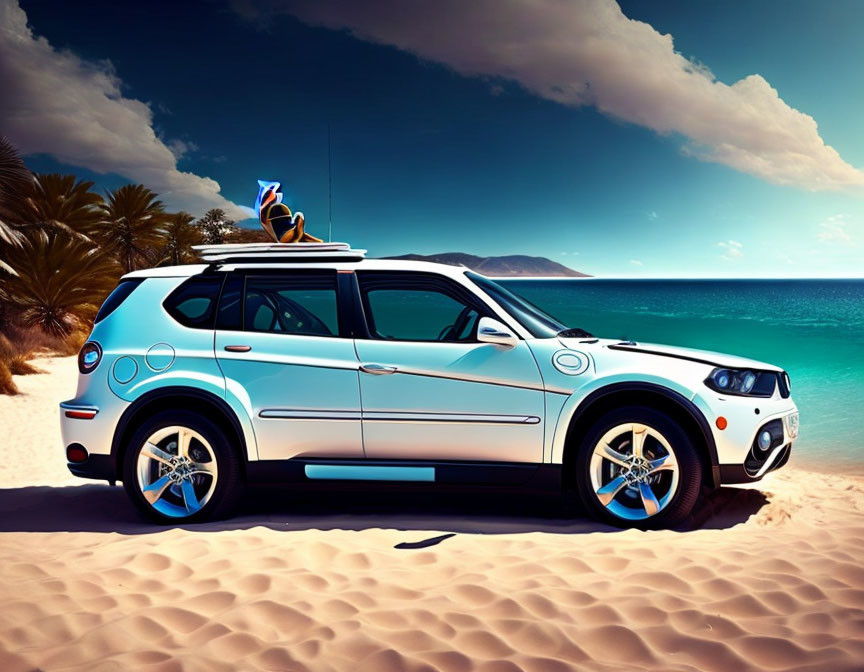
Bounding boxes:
557 337 783 372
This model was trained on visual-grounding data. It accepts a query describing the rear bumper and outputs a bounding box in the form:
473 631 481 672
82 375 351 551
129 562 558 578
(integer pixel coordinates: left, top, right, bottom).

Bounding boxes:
67 454 115 481
60 395 129 463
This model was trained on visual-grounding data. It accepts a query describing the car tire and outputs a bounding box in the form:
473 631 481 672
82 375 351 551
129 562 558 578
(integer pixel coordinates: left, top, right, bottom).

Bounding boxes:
122 410 244 524
573 405 702 529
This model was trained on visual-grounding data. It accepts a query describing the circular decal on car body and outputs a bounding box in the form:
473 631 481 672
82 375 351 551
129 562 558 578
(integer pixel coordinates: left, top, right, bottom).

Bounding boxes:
145 343 175 372
112 356 138 384
552 350 590 375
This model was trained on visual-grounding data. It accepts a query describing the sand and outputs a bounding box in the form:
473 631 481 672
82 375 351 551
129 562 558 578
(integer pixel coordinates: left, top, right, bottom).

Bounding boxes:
1 357 863 671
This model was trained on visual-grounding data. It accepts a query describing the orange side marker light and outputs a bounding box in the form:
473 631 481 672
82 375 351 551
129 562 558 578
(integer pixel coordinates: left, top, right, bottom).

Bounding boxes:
716 416 727 430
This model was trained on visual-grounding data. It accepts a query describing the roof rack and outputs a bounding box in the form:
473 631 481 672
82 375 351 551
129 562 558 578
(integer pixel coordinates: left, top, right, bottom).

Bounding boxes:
193 242 366 263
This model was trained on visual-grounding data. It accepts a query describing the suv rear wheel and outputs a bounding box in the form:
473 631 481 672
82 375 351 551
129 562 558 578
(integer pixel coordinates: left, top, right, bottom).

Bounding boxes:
123 410 244 523
573 406 702 529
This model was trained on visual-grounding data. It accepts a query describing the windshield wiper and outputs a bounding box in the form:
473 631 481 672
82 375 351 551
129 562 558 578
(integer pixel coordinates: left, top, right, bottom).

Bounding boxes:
557 327 593 338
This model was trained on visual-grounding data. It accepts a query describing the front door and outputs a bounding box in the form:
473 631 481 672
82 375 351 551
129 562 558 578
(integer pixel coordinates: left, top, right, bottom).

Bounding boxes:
353 271 545 463
215 270 363 461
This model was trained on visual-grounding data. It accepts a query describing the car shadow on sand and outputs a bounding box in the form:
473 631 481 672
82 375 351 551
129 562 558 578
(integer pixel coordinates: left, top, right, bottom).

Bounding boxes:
0 481 769 537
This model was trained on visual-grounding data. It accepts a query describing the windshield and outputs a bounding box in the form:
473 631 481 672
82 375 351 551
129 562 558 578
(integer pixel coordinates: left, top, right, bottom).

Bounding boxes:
466 272 567 338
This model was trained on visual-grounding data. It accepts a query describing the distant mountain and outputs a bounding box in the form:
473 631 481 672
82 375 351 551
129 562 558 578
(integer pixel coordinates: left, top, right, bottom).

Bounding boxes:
383 252 590 277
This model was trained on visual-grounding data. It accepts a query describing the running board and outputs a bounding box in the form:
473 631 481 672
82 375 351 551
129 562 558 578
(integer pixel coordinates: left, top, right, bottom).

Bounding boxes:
304 464 434 482
246 459 559 489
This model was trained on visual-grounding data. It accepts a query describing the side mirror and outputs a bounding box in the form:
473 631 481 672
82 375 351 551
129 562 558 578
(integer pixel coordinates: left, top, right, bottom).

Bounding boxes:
477 317 518 349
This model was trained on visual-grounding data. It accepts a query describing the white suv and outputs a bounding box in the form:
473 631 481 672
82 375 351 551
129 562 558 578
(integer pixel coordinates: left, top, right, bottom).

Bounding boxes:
60 242 799 528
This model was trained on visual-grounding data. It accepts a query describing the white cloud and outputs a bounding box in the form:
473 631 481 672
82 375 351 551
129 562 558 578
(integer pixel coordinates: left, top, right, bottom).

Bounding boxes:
0 0 253 219
629 259 643 266
247 0 864 192
718 240 744 261
817 214 853 244
165 138 200 160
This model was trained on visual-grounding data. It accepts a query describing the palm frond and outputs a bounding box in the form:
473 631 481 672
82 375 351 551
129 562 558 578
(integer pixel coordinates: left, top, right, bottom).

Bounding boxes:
18 173 104 240
0 136 33 224
96 184 168 272
0 229 120 336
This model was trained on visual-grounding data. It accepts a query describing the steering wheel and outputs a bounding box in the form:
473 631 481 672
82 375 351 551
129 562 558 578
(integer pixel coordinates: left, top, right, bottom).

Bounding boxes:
436 324 454 341
436 306 476 342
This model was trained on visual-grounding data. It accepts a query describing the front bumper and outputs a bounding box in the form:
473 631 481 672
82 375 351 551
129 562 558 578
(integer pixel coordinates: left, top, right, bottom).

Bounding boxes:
719 443 792 484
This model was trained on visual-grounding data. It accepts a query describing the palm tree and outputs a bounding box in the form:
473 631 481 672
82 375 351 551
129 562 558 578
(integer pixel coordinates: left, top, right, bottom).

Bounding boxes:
98 184 167 273
227 226 271 243
0 229 119 337
0 136 33 259
17 173 104 240
161 211 201 265
197 208 236 245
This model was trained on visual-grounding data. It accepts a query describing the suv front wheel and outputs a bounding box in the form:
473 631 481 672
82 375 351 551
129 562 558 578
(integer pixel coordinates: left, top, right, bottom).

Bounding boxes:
574 406 702 529
123 410 243 523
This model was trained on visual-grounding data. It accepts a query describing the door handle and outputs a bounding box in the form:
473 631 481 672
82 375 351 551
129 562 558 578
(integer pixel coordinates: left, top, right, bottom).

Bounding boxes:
360 363 398 375
224 345 252 352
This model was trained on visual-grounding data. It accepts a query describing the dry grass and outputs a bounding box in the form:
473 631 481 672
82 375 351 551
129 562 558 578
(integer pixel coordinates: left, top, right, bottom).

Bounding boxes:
0 328 53 356
57 329 88 357
0 359 18 395
6 352 43 375
0 326 88 394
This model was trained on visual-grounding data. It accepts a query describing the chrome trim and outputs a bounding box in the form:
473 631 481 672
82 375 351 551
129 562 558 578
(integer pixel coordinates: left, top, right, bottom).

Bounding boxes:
360 363 398 375
750 443 788 479
218 353 360 372
259 409 361 420
60 402 100 412
259 409 540 425
389 365 570 395
219 352 570 393
363 411 540 425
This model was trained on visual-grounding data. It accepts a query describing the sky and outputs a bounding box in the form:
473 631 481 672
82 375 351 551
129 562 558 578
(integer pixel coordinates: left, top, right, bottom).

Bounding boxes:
1 0 863 277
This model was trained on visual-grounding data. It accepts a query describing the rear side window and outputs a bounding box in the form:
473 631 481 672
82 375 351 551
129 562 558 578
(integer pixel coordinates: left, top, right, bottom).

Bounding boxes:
163 275 225 329
243 273 339 337
95 279 144 324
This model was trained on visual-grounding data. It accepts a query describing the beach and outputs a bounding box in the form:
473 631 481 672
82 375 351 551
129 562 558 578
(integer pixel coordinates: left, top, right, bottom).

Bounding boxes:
1 357 863 671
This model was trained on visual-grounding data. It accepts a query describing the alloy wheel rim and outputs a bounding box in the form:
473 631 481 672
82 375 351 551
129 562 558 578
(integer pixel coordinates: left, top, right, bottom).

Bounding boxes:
136 425 218 518
589 422 679 521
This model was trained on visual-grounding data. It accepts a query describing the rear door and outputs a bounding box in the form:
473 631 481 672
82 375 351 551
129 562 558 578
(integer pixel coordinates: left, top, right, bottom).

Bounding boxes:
215 269 363 461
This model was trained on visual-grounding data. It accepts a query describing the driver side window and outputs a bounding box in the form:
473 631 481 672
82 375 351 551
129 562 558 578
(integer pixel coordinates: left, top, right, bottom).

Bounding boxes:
357 272 486 342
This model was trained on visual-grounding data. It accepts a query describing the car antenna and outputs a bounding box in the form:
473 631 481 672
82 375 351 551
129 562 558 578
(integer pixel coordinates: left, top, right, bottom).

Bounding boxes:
328 123 333 243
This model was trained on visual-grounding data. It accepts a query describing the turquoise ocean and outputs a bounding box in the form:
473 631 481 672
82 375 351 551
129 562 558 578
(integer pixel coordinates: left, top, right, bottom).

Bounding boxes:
499 278 864 470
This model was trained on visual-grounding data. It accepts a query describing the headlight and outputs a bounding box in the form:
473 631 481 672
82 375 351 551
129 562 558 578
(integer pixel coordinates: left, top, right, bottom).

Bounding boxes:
784 412 799 440
704 367 777 397
78 341 102 374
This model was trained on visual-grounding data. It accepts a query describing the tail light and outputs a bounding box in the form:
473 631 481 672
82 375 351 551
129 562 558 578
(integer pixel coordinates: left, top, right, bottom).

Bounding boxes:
66 444 89 463
78 342 102 374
